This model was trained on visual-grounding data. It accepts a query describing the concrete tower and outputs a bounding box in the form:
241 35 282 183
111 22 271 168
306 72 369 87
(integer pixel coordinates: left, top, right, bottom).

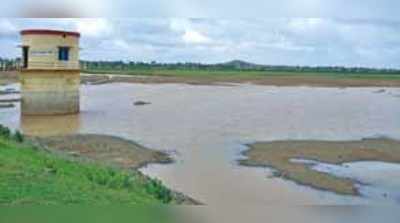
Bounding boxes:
20 29 81 115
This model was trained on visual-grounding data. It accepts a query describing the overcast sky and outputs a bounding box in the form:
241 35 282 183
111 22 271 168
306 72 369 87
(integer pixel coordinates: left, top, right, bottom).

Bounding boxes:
0 1 399 68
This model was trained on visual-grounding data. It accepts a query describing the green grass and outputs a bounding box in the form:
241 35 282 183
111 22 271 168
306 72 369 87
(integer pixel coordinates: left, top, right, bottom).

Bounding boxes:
0 128 174 205
83 68 400 80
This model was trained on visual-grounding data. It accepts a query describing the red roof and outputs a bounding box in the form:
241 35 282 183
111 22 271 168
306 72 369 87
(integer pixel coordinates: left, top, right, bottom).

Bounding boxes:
20 29 80 38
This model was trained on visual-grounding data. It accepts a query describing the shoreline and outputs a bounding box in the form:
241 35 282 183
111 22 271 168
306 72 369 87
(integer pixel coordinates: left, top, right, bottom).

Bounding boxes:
2 71 400 87
81 73 400 87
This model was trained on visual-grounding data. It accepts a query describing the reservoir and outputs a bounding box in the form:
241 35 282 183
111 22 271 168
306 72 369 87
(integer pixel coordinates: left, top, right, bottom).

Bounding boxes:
1 82 400 206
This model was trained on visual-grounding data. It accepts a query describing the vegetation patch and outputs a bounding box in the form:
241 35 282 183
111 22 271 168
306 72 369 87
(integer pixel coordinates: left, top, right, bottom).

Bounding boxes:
240 139 400 195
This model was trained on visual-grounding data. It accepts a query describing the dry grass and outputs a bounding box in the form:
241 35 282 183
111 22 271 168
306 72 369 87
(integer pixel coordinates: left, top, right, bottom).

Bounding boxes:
240 138 400 195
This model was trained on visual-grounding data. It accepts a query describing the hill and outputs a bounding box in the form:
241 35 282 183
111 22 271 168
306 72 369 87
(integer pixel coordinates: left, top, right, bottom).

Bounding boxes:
219 60 263 69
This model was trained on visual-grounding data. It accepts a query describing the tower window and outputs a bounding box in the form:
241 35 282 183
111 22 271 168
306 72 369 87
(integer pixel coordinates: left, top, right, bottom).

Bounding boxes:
22 46 29 68
58 47 70 61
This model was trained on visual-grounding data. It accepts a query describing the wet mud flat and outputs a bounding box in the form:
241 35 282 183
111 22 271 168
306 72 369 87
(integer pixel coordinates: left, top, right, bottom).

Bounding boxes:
30 134 172 170
240 138 400 196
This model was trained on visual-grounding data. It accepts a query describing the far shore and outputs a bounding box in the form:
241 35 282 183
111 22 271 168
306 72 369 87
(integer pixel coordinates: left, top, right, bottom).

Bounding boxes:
80 72 400 87
2 71 400 87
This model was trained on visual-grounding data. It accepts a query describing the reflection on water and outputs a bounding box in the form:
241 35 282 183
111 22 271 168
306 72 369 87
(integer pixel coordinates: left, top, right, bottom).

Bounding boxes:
21 114 80 136
1 83 400 206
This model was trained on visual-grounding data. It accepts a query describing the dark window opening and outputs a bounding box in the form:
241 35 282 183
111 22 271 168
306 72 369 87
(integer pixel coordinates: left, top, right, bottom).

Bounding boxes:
22 46 29 68
58 47 70 61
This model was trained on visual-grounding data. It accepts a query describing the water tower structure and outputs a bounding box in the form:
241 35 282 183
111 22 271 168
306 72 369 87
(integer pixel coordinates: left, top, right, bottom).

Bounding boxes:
20 29 81 115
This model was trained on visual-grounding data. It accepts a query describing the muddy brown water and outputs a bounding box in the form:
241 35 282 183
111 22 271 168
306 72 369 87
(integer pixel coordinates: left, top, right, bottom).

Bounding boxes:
1 83 400 209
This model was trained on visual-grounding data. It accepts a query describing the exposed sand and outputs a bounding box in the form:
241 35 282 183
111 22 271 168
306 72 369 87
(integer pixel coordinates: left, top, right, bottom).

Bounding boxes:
30 134 172 170
240 138 400 195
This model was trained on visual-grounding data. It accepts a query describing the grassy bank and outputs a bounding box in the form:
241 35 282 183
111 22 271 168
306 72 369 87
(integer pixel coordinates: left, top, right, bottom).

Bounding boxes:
240 139 400 196
0 125 176 205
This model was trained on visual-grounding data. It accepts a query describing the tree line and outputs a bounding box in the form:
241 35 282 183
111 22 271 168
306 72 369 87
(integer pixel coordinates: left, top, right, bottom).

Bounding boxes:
80 60 400 75
2 57 400 75
0 58 21 71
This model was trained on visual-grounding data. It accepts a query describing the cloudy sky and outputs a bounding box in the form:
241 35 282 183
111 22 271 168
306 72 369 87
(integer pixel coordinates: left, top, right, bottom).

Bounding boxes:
0 1 399 68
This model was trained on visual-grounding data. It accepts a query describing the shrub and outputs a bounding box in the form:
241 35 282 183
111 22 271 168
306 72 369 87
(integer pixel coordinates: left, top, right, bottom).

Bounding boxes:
88 170 109 186
43 158 58 174
0 125 25 143
107 172 133 189
0 124 11 139
145 179 172 204
13 130 24 143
